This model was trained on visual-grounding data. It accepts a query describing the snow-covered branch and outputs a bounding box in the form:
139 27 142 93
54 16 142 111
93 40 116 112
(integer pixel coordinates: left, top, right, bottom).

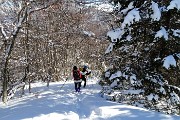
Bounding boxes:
0 25 8 40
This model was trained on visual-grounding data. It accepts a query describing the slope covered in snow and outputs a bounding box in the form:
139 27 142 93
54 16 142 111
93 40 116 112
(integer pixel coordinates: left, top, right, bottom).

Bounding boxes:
0 79 179 120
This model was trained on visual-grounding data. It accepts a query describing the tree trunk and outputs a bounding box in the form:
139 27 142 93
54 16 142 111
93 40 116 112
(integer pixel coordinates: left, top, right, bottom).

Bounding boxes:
2 37 15 103
22 15 30 95
2 68 8 103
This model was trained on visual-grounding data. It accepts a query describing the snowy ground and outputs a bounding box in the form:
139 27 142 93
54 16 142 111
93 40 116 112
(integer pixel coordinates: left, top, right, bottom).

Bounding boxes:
0 79 179 120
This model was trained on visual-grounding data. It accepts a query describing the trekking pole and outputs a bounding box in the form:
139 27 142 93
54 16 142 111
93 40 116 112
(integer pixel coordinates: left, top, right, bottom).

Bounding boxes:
60 77 68 90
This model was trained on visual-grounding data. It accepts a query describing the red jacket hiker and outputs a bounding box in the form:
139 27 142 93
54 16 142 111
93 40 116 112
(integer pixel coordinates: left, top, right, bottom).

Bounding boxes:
72 66 82 92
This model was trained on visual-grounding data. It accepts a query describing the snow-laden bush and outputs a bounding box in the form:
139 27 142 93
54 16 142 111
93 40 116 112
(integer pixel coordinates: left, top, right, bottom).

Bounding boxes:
99 70 180 115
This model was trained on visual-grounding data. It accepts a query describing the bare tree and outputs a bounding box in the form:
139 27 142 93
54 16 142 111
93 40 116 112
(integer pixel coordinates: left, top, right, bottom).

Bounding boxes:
0 0 110 102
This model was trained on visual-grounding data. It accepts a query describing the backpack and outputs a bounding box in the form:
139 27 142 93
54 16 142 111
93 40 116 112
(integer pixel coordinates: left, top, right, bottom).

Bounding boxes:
73 70 81 80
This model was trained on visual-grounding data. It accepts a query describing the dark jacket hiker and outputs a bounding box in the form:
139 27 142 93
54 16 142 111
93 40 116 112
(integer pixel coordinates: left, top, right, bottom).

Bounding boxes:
81 67 91 88
73 66 82 92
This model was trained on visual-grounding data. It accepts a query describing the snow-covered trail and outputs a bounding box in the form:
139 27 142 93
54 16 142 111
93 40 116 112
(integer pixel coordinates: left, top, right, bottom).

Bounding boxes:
0 80 179 120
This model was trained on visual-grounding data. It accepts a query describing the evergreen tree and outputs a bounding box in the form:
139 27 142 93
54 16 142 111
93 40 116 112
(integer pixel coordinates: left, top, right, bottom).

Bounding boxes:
100 0 180 115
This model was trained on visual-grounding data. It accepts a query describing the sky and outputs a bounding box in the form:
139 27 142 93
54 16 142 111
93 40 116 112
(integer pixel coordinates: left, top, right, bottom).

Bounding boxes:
0 79 179 120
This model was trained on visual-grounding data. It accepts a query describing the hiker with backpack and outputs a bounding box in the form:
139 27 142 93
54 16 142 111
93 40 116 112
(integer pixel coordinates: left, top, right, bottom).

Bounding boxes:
72 66 82 92
81 66 91 88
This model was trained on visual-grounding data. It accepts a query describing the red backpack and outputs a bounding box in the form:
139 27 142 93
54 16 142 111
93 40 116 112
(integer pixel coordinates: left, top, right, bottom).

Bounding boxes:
73 70 81 80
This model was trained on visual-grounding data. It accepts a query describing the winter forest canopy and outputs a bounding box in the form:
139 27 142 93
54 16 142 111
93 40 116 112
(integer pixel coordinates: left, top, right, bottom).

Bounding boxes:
0 0 180 116
0 0 110 102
